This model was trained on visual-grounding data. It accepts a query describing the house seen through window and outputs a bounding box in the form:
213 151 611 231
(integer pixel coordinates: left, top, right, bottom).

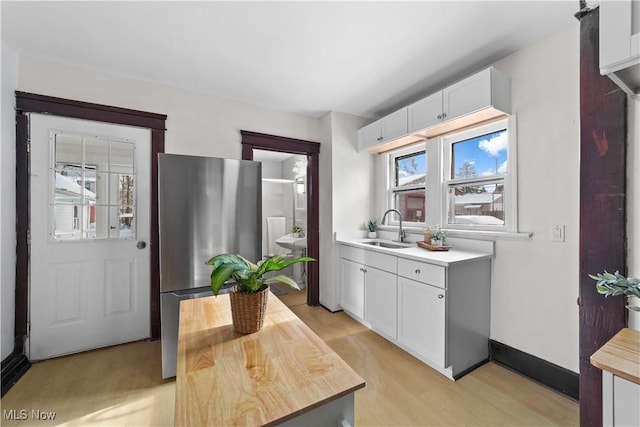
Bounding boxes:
447 127 508 227
389 147 426 224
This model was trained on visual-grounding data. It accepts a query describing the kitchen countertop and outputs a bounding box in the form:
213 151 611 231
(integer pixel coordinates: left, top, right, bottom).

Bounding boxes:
174 292 365 426
336 237 494 266
591 328 640 385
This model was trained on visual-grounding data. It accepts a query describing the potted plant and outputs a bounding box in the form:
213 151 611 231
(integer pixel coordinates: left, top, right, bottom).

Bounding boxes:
427 225 447 246
207 253 314 333
367 220 378 239
291 225 303 238
590 271 640 331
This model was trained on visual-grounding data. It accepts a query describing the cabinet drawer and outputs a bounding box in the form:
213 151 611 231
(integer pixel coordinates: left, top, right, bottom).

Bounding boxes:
364 251 397 274
340 245 366 264
339 245 397 274
397 258 445 288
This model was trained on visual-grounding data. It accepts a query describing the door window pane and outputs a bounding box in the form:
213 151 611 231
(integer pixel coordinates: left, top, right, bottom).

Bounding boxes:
54 204 82 240
55 134 83 166
84 137 109 171
111 141 134 174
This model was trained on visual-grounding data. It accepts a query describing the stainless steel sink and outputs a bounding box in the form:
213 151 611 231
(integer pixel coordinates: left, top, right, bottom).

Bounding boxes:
361 241 412 249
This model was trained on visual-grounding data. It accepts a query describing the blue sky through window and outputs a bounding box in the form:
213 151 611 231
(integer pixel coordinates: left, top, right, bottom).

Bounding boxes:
396 151 426 187
452 129 507 179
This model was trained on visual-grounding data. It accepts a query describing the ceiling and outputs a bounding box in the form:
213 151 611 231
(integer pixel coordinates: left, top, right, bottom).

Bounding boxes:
1 1 577 119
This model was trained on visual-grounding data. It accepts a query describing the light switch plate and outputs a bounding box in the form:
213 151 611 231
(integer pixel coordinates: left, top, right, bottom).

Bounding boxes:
551 225 565 242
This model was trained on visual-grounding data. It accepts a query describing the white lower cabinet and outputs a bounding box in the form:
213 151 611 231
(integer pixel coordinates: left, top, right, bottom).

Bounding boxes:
602 371 640 427
365 267 397 340
397 277 445 369
339 243 491 380
339 258 365 319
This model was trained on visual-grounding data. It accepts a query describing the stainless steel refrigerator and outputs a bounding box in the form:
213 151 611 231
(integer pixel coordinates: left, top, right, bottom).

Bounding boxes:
158 154 261 378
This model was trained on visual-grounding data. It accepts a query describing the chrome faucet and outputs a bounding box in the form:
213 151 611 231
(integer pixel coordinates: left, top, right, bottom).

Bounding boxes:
381 209 406 243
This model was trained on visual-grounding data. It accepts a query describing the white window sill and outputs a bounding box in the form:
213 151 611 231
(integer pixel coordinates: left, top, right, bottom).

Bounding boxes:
444 228 532 240
378 225 532 241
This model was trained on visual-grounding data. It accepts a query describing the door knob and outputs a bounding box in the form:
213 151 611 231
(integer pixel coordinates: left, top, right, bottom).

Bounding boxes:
137 241 147 249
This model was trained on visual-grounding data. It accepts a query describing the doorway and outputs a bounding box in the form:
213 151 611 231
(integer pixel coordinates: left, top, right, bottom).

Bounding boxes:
241 131 320 306
254 150 308 303
13 92 166 359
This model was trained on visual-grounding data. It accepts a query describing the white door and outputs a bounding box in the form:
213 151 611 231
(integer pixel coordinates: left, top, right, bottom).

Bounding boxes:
29 114 151 360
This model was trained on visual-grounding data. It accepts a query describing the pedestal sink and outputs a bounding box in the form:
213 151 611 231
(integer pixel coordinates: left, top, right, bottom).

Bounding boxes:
275 234 307 287
275 234 307 251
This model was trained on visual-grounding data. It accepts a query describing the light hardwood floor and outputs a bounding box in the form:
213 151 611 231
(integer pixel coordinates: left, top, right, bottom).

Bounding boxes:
1 289 578 426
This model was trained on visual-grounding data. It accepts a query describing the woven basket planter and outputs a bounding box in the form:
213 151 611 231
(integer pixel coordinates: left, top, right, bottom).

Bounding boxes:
229 283 269 334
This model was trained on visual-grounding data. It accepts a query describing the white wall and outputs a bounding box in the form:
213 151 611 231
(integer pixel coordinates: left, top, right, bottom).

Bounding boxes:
17 56 321 158
318 113 335 308
490 24 580 372
319 111 373 310
1 42 18 360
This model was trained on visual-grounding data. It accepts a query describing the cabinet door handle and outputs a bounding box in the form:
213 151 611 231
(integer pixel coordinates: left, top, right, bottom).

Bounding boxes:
377 136 383 141
442 112 447 118
363 268 367 273
437 114 442 120
415 269 421 274
438 294 444 299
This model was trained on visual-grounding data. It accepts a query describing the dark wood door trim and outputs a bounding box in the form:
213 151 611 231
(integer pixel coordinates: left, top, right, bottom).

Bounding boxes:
14 92 166 355
577 7 627 425
241 131 321 306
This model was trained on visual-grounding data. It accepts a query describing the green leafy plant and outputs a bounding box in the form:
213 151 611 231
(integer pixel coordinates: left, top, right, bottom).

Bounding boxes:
590 271 640 311
291 225 302 234
428 225 447 242
207 254 315 296
367 220 378 232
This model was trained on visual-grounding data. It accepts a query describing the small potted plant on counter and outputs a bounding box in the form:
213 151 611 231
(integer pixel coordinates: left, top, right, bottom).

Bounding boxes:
367 220 378 239
207 253 315 334
428 225 447 246
291 225 303 238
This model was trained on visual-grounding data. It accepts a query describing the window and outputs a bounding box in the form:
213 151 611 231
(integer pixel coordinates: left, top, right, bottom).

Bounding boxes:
388 144 426 225
52 132 136 241
383 117 517 234
443 117 517 231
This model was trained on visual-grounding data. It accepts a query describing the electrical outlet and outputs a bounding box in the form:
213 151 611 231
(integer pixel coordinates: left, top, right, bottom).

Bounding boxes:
551 225 565 242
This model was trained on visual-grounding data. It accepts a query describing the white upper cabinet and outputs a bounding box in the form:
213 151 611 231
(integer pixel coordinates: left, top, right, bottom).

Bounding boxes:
444 68 495 120
600 0 640 95
410 67 511 139
408 92 443 132
358 107 411 153
358 120 383 152
381 107 408 141
360 66 511 153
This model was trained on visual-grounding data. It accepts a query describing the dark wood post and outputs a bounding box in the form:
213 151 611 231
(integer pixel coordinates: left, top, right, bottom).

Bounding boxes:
578 6 627 425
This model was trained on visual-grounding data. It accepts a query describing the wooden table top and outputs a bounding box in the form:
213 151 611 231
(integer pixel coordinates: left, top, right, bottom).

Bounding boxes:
591 328 640 385
174 292 365 427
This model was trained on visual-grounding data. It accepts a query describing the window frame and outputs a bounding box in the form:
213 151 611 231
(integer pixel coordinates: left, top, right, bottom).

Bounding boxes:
441 116 518 232
386 143 428 227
